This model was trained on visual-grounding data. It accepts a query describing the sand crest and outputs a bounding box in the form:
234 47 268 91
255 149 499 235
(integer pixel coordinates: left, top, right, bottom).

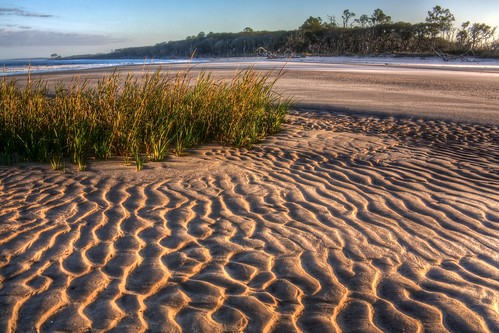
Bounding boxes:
1 109 498 332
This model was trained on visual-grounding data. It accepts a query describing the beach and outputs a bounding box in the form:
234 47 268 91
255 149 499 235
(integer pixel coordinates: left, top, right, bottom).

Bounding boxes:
1 60 498 332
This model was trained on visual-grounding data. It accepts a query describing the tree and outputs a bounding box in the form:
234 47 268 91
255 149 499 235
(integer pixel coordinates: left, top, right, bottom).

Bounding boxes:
326 15 337 28
426 5 455 39
457 21 497 51
300 16 325 31
342 9 355 28
456 21 470 48
355 14 370 28
85 4 498 60
370 9 391 26
468 23 496 50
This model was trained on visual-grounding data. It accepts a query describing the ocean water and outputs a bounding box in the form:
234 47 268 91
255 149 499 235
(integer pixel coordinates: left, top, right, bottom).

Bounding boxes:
2 57 498 77
0 58 207 76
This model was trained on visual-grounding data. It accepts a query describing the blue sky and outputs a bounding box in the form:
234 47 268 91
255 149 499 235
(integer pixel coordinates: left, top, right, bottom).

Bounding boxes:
1 0 498 59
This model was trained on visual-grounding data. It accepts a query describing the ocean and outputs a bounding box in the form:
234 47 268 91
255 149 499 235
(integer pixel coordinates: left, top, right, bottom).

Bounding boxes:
2 56 498 77
0 58 207 76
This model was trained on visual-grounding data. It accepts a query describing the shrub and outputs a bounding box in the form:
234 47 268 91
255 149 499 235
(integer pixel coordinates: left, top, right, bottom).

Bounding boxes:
0 67 291 169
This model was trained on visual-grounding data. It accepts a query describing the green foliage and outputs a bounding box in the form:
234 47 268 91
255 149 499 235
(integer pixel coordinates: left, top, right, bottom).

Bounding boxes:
457 21 497 51
49 153 64 171
370 8 392 26
342 9 356 28
89 5 496 58
300 17 326 31
426 5 455 38
0 68 291 170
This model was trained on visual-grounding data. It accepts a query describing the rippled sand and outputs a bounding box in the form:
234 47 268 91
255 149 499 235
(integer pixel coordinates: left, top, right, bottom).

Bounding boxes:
1 110 498 332
1 61 499 332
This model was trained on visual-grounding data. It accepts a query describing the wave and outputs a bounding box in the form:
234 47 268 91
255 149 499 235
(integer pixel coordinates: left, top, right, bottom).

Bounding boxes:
0 58 208 76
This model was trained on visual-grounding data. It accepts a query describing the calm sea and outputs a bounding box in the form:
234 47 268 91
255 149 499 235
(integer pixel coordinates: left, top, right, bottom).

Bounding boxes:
2 57 498 77
0 58 206 76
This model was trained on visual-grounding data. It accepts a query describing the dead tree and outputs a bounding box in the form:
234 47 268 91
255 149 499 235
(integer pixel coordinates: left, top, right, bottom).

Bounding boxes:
433 47 472 62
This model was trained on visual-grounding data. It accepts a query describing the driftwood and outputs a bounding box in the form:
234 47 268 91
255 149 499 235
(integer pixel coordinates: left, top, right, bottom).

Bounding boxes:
433 48 474 62
256 47 301 59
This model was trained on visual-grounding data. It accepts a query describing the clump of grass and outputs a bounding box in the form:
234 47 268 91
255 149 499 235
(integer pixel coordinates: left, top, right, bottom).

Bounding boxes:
134 151 145 171
49 153 64 171
0 67 291 170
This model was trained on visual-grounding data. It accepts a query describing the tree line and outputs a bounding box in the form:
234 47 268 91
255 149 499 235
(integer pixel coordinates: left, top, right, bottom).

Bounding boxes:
96 5 498 59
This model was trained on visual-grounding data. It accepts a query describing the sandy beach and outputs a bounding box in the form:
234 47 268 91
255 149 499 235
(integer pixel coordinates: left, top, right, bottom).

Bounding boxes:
1 60 498 332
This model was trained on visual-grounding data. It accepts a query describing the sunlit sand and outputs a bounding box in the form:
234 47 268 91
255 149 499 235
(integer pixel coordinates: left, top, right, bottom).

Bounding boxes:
1 60 498 332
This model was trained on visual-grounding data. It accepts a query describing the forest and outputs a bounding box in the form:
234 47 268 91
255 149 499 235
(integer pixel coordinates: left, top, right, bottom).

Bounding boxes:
92 5 498 59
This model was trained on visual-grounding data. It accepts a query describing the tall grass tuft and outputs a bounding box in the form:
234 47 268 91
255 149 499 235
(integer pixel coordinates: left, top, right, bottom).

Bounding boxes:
0 67 291 169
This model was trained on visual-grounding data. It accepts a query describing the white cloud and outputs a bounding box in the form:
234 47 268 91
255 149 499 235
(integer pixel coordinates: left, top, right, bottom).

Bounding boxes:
0 29 127 47
0 7 53 18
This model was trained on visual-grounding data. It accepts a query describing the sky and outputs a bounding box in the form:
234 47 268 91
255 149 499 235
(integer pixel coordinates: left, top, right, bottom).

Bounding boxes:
1 0 499 59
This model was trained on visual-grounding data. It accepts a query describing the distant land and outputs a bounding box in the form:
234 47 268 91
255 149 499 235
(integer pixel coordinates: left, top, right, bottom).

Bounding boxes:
67 7 498 60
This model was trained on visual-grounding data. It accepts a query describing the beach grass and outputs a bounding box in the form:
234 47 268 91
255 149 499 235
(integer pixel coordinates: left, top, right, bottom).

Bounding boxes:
0 67 290 169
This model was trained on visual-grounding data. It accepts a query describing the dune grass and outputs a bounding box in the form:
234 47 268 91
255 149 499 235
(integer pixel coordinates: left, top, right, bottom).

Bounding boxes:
0 67 290 170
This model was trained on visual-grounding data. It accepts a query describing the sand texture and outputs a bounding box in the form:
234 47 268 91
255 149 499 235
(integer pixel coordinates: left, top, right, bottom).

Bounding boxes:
1 61 499 332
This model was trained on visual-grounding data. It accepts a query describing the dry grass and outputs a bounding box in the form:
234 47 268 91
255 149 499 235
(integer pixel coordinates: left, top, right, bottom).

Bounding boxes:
0 67 290 169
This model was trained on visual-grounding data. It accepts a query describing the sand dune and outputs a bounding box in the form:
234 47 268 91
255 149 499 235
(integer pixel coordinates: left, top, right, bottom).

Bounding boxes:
1 107 498 332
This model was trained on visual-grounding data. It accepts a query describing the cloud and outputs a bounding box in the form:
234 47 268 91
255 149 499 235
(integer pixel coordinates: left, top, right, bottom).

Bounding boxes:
0 7 53 18
1 24 31 29
0 29 127 47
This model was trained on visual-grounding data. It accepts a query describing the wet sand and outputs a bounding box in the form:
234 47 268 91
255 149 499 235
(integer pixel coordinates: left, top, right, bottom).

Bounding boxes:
0 60 498 332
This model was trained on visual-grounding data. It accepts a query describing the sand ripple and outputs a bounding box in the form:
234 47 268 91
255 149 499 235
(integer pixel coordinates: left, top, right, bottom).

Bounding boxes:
1 112 498 332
